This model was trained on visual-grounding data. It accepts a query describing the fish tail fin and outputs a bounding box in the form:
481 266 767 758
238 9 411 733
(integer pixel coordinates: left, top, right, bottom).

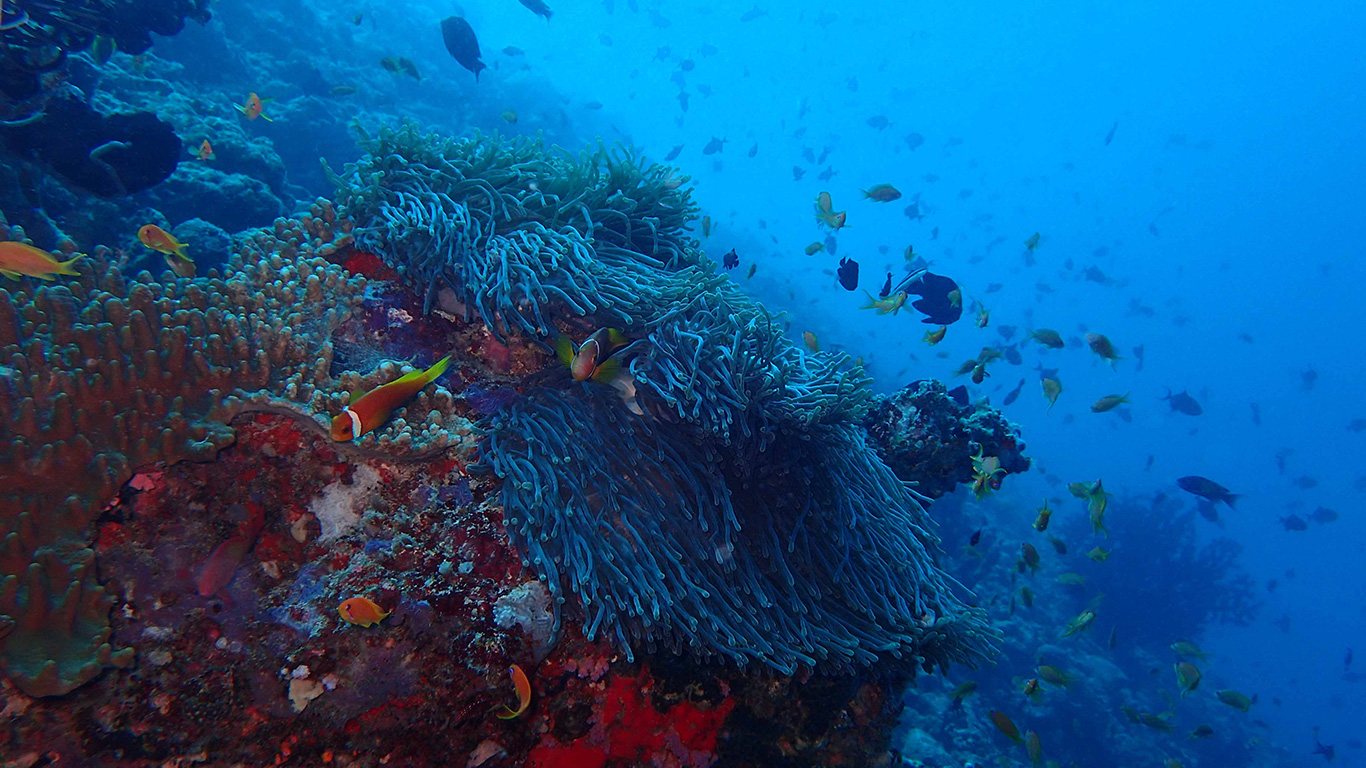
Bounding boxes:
175 243 190 261
553 334 576 368
590 355 623 384
860 290 876 310
419 354 452 385
1224 494 1240 510
234 104 247 115
56 254 84 275
259 113 274 123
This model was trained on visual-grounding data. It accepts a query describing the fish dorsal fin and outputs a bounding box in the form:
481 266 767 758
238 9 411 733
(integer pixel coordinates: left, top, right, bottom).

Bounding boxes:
553 334 576 367
348 387 367 405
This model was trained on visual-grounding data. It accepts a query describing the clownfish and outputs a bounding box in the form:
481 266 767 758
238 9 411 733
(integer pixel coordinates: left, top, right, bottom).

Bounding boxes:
330 355 451 442
553 328 629 383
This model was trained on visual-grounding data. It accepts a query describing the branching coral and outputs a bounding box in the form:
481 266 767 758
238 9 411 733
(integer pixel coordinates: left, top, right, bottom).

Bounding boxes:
1064 492 1260 648
329 123 720 340
0 209 470 696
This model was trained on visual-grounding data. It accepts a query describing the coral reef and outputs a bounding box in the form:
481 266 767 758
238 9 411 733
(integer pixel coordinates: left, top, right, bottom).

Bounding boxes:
0 205 474 696
864 380 1030 500
335 125 998 675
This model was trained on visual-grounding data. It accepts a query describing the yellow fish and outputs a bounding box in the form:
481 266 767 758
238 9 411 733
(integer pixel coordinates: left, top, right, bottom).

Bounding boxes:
861 290 907 316
923 325 947 345
495 663 532 719
0 242 82 280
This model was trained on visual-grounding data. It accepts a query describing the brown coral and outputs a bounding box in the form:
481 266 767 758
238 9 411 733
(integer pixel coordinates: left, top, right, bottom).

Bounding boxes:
0 217 468 697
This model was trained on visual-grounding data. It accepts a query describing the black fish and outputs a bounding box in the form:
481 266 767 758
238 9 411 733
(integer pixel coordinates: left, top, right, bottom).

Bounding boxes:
996 324 1016 341
663 144 683 161
1196 499 1220 523
969 528 982 546
817 166 836 182
740 4 767 21
518 0 553 20
702 136 726 154
891 269 963 325
1002 378 1025 406
1312 735 1335 762
903 202 923 221
946 385 969 406
792 165 805 180
837 257 858 291
748 142 758 158
441 17 487 80
1309 506 1338 524
1279 514 1307 531
1177 476 1239 508
879 272 892 298
722 249 739 270
1163 389 1203 416
905 132 924 151
1003 345 1022 366
1104 121 1118 145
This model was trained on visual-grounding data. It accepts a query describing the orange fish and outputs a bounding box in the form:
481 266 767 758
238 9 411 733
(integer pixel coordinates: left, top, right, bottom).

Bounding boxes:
235 92 274 122
0 242 82 280
331 355 451 441
338 596 391 627
495 663 532 719
990 710 1025 744
196 139 214 161
196 503 265 597
138 224 190 260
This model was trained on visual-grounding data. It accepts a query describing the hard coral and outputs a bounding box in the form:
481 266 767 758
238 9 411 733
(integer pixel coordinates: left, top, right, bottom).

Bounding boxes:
864 380 1030 500
0 216 377 696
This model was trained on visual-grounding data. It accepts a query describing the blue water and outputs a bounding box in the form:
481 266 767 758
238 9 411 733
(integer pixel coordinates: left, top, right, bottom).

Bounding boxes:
8 0 1366 762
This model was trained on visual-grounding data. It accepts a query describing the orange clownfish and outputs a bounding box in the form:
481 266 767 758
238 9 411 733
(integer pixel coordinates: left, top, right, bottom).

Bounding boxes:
338 596 391 627
330 355 452 442
196 139 214 161
235 92 274 122
495 663 531 719
138 224 190 261
554 328 629 383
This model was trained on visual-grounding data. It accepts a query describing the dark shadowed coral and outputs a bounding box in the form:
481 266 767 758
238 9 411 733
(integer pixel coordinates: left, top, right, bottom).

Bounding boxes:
1069 492 1260 648
864 380 1030 499
0 213 468 696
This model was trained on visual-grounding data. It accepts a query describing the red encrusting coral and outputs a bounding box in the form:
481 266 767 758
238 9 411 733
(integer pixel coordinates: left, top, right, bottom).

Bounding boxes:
529 670 735 768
